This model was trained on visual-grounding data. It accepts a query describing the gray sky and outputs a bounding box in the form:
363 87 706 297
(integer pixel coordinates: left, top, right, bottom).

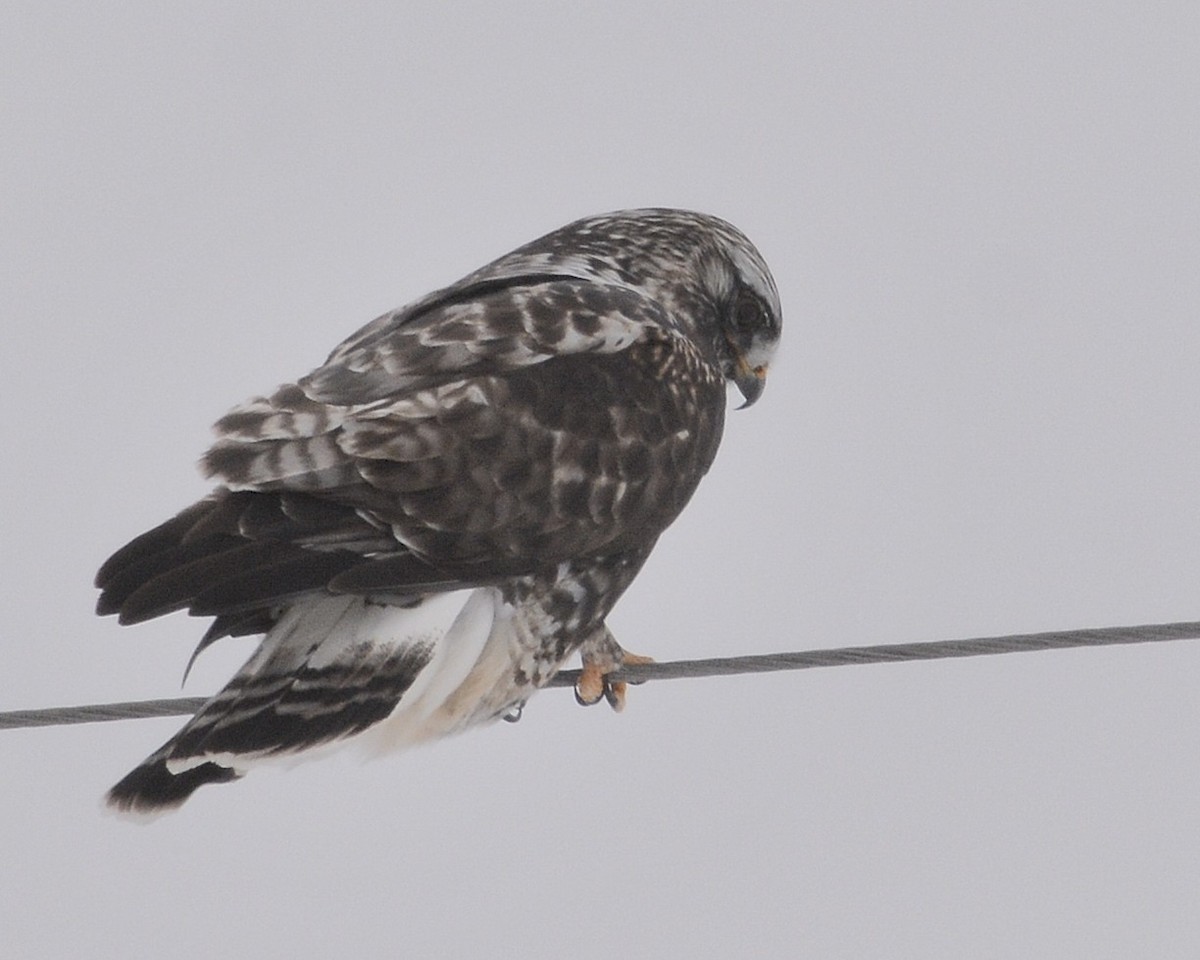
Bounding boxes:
3 3 1199 957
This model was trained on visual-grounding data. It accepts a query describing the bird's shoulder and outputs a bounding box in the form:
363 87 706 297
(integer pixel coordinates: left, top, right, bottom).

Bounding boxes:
305 276 684 406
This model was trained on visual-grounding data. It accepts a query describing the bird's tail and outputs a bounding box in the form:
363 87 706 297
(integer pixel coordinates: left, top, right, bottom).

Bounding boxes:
107 588 522 815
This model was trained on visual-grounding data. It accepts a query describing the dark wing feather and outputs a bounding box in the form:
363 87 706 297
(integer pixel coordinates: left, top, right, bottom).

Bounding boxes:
97 279 726 640
95 491 466 626
188 550 365 616
96 533 244 617
325 553 505 594
95 499 218 589
116 541 299 625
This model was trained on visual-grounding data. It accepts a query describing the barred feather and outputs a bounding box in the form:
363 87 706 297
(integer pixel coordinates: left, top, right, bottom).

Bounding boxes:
97 208 782 812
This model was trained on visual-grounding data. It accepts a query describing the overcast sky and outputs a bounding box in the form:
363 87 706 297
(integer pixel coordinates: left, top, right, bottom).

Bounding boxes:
3 3 1199 958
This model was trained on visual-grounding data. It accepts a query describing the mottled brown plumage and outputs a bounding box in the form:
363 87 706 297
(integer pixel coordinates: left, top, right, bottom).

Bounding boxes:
97 208 781 813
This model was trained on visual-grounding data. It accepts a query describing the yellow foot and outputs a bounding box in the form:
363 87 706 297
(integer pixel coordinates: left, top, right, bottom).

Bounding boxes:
574 628 654 712
601 651 655 712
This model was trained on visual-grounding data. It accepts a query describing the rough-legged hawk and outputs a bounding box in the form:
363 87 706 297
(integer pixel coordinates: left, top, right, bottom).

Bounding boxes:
96 208 782 813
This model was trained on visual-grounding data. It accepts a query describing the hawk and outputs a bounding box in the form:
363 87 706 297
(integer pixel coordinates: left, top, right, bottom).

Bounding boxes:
96 208 782 813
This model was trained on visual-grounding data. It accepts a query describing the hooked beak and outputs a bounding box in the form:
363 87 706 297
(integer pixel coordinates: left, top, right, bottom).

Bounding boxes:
734 356 767 409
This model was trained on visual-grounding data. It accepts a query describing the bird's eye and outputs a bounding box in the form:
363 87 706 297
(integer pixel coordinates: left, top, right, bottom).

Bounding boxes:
733 293 761 331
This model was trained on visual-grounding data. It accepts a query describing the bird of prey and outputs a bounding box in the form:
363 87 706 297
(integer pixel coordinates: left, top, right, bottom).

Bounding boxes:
95 208 782 813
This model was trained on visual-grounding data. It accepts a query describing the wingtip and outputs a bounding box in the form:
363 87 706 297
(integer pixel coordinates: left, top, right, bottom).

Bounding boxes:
95 594 119 617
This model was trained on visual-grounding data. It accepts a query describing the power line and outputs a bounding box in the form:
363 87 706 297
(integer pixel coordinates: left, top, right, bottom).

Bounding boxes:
2 619 1198 732
0 697 209 730
545 620 1200 684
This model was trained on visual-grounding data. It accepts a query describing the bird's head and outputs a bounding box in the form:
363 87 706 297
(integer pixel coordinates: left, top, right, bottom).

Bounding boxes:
461 207 782 406
701 231 781 408
662 214 781 409
559 208 783 407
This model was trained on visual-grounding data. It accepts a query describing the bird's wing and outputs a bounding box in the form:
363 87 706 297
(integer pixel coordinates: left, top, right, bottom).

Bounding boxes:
96 279 727 631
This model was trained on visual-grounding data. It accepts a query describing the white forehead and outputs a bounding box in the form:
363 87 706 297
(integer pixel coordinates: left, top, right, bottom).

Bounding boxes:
725 240 781 318
698 229 782 325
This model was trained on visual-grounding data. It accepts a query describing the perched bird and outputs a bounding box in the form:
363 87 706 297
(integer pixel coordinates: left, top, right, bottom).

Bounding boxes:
96 208 782 813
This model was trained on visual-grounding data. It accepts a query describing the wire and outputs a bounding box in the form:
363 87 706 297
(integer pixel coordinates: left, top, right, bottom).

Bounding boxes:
546 620 1200 684
2 619 1198 731
0 697 209 730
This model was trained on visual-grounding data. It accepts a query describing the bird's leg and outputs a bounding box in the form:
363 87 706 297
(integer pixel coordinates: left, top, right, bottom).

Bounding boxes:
574 626 655 712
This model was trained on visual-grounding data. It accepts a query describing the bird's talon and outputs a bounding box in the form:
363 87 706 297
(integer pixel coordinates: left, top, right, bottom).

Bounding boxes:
604 680 628 712
575 646 654 711
574 663 606 707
